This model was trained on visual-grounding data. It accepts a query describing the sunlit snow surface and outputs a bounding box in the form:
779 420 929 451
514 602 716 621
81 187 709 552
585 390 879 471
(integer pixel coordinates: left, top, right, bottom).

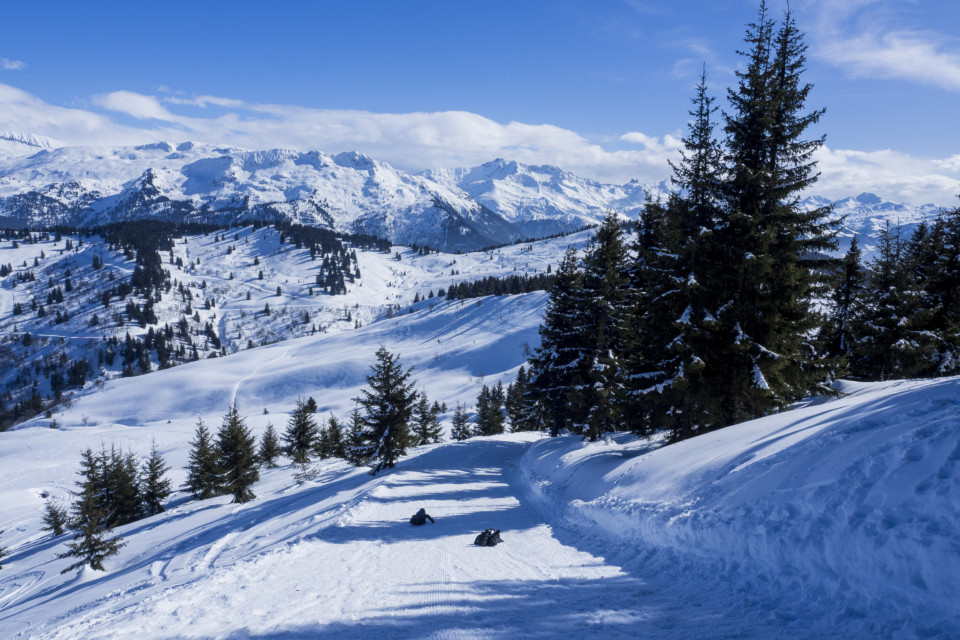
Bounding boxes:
1 292 958 638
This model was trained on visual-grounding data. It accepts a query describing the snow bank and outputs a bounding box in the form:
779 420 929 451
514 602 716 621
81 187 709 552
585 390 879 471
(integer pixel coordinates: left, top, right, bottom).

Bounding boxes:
520 377 960 637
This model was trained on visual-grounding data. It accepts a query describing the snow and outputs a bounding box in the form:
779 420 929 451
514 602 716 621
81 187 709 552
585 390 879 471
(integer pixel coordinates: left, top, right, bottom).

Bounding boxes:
1 271 958 637
522 377 960 637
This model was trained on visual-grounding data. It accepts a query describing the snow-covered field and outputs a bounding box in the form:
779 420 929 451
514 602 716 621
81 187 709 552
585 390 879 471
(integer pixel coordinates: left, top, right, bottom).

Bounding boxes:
1 290 958 638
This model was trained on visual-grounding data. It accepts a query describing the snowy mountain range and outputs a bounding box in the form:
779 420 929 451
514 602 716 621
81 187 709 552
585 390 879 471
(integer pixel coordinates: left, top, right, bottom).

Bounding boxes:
1 132 948 253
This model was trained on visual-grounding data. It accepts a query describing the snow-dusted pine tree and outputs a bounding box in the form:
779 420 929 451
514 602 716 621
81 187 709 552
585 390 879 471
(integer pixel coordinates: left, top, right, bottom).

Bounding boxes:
139 439 172 516
215 404 260 503
185 418 221 499
283 398 320 464
258 423 281 468
355 347 418 474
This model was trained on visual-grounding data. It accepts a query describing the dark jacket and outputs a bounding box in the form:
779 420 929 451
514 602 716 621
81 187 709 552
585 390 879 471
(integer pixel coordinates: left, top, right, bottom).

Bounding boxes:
410 508 435 526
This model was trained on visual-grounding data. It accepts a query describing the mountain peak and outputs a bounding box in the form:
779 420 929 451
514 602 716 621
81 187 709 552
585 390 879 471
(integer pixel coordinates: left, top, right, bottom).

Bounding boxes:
854 192 882 205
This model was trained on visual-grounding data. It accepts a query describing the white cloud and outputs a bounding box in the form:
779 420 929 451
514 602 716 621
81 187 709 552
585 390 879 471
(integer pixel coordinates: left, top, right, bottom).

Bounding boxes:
94 91 181 121
164 95 245 108
0 82 957 207
804 0 960 91
1 58 26 71
814 145 959 206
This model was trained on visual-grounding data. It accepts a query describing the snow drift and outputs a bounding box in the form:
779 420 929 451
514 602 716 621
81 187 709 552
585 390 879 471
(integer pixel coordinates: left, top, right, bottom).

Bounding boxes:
521 377 960 637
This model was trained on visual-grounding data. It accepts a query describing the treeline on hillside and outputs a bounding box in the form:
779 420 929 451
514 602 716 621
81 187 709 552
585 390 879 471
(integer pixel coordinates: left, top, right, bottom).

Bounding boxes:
819 220 960 380
445 272 557 300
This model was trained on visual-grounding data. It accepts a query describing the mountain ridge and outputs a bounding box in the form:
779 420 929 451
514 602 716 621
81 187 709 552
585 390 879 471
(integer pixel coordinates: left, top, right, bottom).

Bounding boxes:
0 133 950 252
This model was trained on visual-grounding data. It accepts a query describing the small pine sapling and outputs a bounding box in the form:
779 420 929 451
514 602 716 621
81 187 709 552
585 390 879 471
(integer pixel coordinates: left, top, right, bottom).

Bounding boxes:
42 501 70 537
258 423 282 468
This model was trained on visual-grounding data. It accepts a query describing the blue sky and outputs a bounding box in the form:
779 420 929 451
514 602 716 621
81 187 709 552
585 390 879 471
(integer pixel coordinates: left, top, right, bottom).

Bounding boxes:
1 0 958 205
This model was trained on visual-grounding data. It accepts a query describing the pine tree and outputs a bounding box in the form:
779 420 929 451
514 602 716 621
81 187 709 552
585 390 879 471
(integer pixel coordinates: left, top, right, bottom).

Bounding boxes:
0 531 6 570
96 446 141 527
579 212 632 440
139 439 172 517
709 2 836 426
283 398 320 464
505 366 531 431
450 402 472 440
325 414 347 459
345 407 368 466
355 347 418 474
625 69 727 441
852 223 937 380
474 382 506 436
185 418 221 499
412 393 444 445
58 489 125 574
258 423 281 468
820 237 866 365
527 250 590 436
42 501 70 537
927 205 960 373
215 405 260 503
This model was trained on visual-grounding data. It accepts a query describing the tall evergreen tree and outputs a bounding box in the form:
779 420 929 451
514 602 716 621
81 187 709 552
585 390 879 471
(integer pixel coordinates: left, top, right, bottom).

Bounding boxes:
139 439 172 517
93 446 140 527
185 418 221 499
852 222 937 379
284 398 320 464
474 382 506 436
579 212 632 440
527 250 590 436
927 204 960 373
355 347 418 474
505 366 533 432
258 423 281 468
216 404 260 503
711 1 836 425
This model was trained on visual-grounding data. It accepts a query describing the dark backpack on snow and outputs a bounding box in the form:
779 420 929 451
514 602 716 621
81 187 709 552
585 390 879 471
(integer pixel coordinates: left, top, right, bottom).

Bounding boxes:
474 528 502 547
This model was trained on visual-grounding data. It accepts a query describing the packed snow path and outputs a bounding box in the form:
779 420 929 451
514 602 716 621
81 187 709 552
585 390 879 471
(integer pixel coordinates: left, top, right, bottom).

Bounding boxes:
2 436 651 639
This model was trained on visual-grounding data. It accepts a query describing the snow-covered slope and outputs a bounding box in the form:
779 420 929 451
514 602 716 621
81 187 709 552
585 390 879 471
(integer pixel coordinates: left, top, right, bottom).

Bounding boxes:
523 377 960 637
0 224 587 414
0 282 958 637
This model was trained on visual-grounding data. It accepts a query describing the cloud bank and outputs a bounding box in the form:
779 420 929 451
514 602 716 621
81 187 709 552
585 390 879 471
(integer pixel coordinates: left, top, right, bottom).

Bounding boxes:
0 82 957 207
805 0 960 92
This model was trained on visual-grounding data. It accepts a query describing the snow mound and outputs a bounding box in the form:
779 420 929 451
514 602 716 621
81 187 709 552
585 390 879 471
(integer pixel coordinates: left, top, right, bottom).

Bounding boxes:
521 377 960 637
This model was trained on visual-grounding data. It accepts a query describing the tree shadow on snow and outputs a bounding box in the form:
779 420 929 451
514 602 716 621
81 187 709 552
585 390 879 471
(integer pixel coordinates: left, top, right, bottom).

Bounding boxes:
222 575 667 640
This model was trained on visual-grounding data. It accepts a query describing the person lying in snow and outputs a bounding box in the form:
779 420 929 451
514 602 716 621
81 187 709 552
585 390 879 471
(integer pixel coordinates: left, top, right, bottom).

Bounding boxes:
409 508 435 526
474 529 503 546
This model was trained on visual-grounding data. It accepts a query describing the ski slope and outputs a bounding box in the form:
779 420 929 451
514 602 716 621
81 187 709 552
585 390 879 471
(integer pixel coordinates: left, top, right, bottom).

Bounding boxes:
1 292 958 638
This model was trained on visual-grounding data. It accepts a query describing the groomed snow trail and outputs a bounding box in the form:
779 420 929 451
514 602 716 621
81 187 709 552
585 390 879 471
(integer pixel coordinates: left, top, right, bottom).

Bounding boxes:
2 436 658 640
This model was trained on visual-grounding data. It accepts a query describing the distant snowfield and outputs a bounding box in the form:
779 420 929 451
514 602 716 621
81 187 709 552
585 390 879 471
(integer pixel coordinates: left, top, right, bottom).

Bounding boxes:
1 293 958 638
